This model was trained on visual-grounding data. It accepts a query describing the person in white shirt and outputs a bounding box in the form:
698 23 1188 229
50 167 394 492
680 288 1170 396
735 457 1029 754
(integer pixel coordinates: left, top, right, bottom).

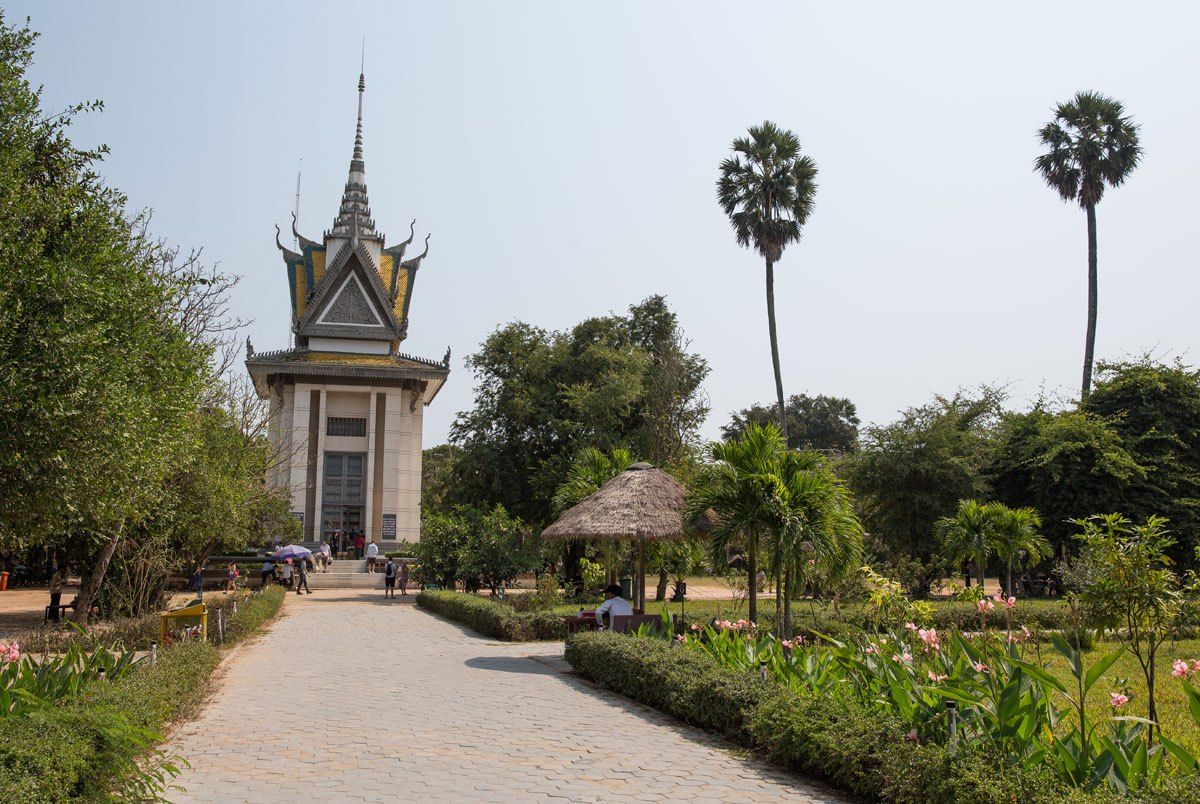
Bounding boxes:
594 584 633 629
319 541 331 572
365 540 380 572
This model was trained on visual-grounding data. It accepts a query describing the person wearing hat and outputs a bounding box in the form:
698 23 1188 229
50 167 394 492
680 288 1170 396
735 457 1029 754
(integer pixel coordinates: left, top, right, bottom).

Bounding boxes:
280 558 294 589
594 583 633 630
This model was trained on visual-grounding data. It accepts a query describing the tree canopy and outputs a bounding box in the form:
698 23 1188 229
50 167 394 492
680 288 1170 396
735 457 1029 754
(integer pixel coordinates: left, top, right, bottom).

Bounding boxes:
442 295 708 526
722 393 859 454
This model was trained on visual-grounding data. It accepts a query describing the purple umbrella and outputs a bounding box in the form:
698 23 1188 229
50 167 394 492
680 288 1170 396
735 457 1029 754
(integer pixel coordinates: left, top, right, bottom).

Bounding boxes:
271 544 312 561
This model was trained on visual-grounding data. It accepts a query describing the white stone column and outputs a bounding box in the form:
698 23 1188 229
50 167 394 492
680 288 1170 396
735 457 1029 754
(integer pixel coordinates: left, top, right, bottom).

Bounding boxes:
312 386 328 544
364 390 378 543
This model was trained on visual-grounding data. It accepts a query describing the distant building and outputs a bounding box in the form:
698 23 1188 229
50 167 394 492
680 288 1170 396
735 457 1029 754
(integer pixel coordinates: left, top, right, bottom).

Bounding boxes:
246 72 448 548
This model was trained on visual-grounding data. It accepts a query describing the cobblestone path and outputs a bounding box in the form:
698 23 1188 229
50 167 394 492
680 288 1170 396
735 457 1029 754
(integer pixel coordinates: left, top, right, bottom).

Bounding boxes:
166 591 845 802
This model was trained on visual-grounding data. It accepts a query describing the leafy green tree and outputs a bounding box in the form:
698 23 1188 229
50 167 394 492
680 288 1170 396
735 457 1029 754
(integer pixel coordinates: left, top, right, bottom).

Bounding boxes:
421 444 456 516
1035 91 1142 398
448 297 707 526
839 390 999 595
722 393 859 454
1083 359 1200 566
990 407 1144 551
717 122 818 443
936 500 997 589
1073 514 1183 737
414 510 469 589
0 17 209 623
459 505 536 595
990 504 1049 596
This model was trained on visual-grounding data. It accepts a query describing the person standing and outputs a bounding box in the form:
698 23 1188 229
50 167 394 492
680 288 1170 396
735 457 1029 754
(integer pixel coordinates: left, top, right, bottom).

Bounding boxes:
225 562 238 594
399 561 410 597
365 540 379 572
353 532 365 560
295 557 311 595
383 556 397 599
320 540 332 572
280 559 294 589
48 567 64 623
191 565 204 599
260 559 273 588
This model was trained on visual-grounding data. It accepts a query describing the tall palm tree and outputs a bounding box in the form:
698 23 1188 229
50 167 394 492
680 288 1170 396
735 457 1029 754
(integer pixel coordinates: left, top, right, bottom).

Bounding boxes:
684 424 787 623
1035 92 1142 398
718 122 818 442
936 499 997 589
990 505 1049 596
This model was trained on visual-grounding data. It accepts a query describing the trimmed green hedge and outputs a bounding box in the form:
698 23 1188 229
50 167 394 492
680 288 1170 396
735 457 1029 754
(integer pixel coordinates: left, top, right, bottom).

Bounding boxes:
0 640 220 802
0 586 286 802
564 631 1126 804
416 590 565 640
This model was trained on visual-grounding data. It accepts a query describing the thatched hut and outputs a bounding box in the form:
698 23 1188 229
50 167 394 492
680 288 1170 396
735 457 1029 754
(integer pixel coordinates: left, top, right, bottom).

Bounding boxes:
541 462 696 609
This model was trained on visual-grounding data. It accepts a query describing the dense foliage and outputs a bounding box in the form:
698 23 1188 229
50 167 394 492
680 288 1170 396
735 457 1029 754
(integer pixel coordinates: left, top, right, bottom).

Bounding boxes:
0 16 295 619
722 393 859 454
414 505 536 593
439 295 708 526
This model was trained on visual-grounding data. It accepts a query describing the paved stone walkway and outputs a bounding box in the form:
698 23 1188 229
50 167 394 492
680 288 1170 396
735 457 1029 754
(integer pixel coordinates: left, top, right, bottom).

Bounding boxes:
165 591 845 802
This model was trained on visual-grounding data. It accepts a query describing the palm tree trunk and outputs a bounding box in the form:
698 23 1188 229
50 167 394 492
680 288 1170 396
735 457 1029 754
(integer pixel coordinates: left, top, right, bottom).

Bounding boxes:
775 568 782 637
975 537 986 589
1006 557 1014 598
747 531 757 624
1082 203 1098 398
783 565 793 638
655 569 669 602
765 258 789 444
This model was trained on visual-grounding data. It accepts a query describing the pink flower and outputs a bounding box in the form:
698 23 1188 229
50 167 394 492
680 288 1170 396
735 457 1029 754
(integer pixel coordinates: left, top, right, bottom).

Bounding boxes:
781 639 795 650
1001 595 1016 610
972 662 988 673
1172 659 1190 678
917 628 940 652
905 622 918 631
1110 692 1129 708
690 623 702 632
806 558 816 567
865 645 876 656
675 634 687 643
1021 625 1032 640
905 729 919 743
977 598 995 613
927 671 948 682
1193 660 1200 673
901 651 913 664
0 641 19 664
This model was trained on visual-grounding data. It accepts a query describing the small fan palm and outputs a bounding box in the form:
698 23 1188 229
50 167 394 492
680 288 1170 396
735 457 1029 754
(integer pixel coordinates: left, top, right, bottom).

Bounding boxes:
936 499 997 588
684 424 787 623
768 450 863 635
1035 91 1141 398
718 122 818 443
990 505 1049 596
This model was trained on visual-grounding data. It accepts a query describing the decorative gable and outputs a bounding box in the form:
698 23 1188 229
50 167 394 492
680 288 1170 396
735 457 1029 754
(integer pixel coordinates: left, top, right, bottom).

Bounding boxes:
296 241 402 342
318 273 385 327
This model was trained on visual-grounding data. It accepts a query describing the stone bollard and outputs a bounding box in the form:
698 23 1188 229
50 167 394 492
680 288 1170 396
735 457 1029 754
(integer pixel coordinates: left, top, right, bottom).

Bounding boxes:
150 641 158 667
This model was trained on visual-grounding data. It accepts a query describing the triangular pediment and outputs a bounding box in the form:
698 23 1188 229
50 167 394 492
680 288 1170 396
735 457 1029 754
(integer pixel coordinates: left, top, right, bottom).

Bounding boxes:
317 273 385 327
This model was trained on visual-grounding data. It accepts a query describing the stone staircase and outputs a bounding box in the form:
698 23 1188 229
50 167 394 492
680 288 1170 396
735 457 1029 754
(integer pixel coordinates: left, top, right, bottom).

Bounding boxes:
305 558 388 589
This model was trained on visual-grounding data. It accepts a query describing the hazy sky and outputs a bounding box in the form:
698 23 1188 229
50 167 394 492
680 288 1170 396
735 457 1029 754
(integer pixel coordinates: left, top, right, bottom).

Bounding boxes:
11 2 1199 445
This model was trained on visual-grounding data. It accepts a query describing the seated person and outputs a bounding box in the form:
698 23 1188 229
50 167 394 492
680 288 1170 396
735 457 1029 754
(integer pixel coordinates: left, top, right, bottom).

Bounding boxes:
594 583 633 629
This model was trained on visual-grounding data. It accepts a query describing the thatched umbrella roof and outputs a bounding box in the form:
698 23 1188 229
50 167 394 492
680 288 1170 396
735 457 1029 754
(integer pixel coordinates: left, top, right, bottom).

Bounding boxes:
541 462 697 542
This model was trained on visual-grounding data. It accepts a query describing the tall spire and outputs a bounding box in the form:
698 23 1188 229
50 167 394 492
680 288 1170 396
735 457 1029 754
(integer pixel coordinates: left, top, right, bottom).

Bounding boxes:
330 68 380 241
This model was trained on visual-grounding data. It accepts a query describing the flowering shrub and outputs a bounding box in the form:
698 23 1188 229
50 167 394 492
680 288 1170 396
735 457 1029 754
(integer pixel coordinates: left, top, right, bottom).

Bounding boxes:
657 611 1200 794
0 628 141 718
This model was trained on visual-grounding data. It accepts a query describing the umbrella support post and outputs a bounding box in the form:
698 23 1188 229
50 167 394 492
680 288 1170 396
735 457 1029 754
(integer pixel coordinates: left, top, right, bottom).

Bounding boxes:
637 541 646 612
